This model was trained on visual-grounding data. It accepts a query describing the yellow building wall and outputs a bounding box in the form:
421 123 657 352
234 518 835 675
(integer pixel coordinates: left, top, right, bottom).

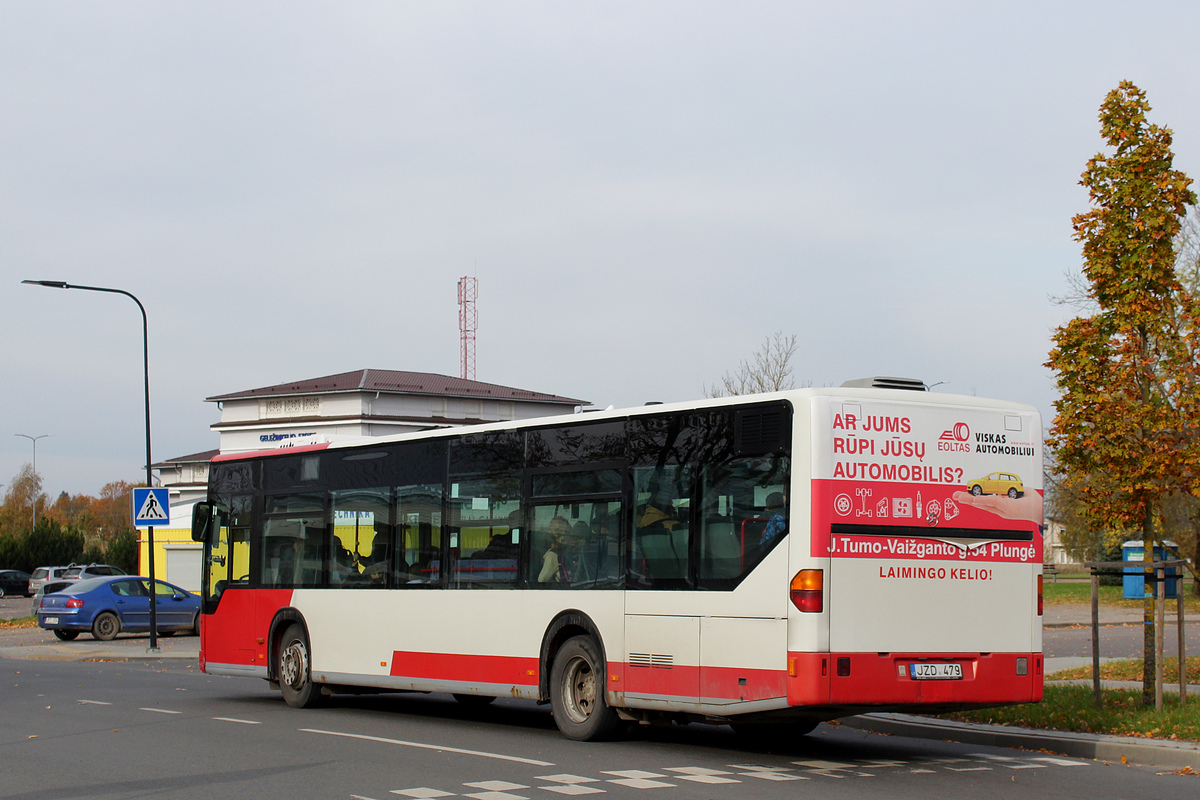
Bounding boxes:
137 526 203 592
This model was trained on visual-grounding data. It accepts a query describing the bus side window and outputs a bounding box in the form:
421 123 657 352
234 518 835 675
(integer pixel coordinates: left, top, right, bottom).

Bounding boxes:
397 484 444 586
698 455 790 587
630 465 690 587
260 515 327 588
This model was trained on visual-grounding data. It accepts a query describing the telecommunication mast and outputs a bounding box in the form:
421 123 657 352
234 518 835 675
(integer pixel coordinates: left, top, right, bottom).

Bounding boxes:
457 276 478 381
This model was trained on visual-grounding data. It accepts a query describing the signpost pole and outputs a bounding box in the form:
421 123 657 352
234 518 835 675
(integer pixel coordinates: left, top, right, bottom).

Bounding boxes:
21 280 159 651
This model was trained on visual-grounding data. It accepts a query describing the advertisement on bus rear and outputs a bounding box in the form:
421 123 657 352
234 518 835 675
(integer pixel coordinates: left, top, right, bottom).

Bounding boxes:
811 397 1043 566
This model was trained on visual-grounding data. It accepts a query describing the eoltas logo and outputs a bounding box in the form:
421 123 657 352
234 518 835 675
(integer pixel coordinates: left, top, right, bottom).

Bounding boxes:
938 422 971 452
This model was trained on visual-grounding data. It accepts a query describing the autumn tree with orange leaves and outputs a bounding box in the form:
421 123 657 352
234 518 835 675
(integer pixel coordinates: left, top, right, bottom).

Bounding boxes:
1047 81 1200 706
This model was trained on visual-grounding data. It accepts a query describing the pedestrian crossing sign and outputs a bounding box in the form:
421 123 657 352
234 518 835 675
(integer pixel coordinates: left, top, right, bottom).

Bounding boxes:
132 487 170 527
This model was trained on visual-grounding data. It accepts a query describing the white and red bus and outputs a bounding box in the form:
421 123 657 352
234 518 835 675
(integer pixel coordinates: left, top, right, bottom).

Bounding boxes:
192 379 1043 741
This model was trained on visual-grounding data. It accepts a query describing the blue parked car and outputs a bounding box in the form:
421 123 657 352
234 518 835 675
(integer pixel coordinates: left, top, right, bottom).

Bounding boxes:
37 576 201 641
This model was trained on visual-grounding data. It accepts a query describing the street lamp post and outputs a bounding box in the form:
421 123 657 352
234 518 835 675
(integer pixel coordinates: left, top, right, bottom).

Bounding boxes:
13 433 51 529
22 280 161 652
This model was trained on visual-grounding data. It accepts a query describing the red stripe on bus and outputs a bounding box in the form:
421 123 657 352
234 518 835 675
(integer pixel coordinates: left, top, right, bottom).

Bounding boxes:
786 651 1042 707
389 650 540 686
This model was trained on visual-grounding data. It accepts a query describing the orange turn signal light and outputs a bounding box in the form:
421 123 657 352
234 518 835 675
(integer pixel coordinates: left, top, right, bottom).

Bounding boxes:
790 569 823 613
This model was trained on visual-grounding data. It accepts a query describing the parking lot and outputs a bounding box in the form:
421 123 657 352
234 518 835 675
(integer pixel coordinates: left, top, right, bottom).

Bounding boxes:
0 591 37 620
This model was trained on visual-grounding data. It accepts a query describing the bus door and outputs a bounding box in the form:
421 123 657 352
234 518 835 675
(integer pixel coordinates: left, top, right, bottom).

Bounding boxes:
623 464 700 707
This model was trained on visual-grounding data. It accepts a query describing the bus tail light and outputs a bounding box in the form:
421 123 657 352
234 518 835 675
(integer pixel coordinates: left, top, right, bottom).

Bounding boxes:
790 569 823 613
1037 574 1043 616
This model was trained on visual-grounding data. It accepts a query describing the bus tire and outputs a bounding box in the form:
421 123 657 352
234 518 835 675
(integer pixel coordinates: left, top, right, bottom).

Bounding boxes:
550 635 622 741
278 623 323 708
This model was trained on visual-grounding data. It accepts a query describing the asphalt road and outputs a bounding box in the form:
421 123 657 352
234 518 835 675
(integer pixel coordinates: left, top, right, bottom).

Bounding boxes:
4 657 1198 800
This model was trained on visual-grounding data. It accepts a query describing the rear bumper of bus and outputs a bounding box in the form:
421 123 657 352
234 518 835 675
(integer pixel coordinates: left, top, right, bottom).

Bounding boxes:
787 651 1043 708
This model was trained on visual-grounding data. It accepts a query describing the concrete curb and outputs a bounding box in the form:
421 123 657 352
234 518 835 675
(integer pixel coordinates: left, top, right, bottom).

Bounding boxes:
842 712 1200 771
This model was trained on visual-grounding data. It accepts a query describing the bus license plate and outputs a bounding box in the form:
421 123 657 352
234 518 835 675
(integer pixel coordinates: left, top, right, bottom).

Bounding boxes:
44 617 59 625
910 662 962 680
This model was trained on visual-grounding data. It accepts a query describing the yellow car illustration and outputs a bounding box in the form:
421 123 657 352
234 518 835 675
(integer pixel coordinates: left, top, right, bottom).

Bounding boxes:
965 472 1024 499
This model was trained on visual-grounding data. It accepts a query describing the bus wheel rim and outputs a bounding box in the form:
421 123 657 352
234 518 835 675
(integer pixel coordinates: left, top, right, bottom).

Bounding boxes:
281 640 308 689
563 655 596 724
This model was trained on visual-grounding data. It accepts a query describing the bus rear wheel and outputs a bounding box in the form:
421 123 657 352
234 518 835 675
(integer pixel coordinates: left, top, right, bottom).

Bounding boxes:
550 635 622 741
278 623 323 708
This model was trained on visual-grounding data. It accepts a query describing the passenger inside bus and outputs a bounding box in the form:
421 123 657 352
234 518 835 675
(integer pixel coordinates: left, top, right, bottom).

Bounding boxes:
758 492 788 549
537 516 574 584
360 531 394 584
329 544 358 585
475 510 522 560
635 495 686 580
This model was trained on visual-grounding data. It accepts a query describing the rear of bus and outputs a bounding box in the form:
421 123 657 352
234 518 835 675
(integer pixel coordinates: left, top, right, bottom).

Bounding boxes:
789 390 1042 714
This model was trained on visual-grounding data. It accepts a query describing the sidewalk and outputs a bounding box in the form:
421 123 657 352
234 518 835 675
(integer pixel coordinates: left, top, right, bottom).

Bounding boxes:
1044 601 1162 628
0 625 198 661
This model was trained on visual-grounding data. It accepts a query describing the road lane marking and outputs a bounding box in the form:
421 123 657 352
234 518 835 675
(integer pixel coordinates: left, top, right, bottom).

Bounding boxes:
139 708 182 714
1031 756 1087 767
362 753 1095 800
536 775 606 795
600 771 674 789
78 700 111 705
663 767 739 784
539 786 605 795
300 729 554 766
966 753 1047 769
792 759 855 770
728 764 806 782
213 717 262 724
535 775 600 785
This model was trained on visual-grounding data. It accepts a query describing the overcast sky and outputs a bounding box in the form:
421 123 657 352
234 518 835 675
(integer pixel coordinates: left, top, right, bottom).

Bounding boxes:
3 2 1199 500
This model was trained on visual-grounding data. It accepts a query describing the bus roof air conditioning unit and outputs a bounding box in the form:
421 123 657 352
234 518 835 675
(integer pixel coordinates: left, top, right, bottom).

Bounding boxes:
840 376 928 392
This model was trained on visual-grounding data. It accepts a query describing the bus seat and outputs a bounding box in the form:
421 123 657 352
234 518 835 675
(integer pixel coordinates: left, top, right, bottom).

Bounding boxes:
704 522 742 577
639 532 685 579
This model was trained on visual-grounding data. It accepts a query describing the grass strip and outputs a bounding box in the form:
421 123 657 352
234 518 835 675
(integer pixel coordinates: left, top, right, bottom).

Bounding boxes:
938 684 1200 742
1042 581 1200 613
0 616 38 629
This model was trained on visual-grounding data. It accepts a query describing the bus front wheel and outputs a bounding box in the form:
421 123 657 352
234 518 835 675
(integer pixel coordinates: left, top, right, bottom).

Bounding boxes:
278 623 323 708
550 635 623 741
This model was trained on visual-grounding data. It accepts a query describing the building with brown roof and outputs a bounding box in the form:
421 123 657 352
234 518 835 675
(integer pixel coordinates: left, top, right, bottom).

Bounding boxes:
206 368 586 453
